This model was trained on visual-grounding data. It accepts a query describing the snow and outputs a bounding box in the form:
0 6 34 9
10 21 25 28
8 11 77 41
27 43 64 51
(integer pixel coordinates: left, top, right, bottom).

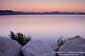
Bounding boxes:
0 37 21 56
22 40 56 56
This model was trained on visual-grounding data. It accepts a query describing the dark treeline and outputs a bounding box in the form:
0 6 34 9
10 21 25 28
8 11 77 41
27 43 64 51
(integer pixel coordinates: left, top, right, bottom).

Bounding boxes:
0 10 85 15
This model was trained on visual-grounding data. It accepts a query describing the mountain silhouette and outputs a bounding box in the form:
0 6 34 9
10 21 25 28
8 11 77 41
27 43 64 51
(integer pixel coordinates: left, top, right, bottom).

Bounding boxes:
0 10 85 15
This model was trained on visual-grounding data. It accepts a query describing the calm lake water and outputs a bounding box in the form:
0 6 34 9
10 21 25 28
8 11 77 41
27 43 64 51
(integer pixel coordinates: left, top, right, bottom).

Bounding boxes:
0 15 85 40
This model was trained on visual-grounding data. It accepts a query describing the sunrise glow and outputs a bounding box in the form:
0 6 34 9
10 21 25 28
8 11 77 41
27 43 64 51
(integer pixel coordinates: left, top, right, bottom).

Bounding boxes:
0 0 85 12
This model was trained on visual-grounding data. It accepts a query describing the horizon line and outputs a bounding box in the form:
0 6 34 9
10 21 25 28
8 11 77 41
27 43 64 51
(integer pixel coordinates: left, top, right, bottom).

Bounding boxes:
0 9 85 12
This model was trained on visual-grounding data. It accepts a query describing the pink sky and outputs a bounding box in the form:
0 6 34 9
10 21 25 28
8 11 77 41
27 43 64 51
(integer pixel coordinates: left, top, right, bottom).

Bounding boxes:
0 0 85 12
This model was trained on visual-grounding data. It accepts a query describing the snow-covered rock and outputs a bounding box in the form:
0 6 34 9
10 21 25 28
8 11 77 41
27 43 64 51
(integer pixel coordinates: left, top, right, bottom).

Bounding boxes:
0 37 21 56
22 40 55 56
58 36 85 56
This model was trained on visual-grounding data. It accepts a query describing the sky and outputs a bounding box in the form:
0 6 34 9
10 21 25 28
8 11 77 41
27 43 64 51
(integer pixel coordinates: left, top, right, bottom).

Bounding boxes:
0 0 85 12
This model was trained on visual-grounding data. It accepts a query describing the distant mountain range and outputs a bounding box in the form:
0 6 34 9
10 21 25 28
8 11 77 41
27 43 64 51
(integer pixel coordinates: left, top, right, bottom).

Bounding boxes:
0 10 85 15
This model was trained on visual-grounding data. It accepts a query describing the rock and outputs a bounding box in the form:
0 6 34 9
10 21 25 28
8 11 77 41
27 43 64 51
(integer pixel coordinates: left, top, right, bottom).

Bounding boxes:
58 36 85 56
22 40 55 56
0 37 21 56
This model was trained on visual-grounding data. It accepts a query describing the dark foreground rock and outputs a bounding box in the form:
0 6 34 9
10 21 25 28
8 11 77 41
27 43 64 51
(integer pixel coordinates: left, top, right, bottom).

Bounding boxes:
0 37 21 56
22 40 55 56
58 36 85 56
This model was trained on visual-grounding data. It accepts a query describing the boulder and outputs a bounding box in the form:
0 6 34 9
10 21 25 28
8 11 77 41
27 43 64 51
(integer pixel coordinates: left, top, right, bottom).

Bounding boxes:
58 36 85 56
22 40 55 56
0 37 21 56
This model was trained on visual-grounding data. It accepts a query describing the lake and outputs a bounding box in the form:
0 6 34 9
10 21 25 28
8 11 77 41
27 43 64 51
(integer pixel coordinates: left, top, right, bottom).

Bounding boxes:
0 15 85 40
